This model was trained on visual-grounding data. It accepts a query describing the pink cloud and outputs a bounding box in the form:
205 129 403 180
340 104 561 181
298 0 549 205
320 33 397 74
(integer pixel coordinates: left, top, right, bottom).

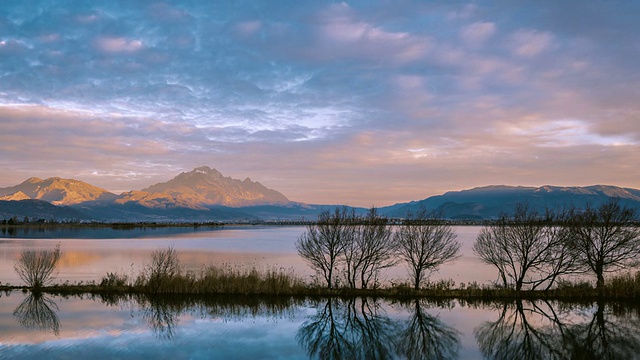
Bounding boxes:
460 22 496 44
96 37 145 53
509 29 555 57
235 21 263 36
312 3 430 64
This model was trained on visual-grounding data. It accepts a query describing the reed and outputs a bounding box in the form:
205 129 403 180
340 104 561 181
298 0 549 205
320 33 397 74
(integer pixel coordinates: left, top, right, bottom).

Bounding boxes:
119 247 307 295
9 245 640 300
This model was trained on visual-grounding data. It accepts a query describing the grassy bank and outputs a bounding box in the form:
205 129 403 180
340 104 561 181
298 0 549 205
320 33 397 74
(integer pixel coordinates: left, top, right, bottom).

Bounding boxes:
4 245 640 301
3 270 640 301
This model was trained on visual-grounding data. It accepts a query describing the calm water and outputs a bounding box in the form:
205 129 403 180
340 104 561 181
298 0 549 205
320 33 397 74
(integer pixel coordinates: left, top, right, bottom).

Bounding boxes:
1 292 639 359
2 226 639 359
0 225 494 287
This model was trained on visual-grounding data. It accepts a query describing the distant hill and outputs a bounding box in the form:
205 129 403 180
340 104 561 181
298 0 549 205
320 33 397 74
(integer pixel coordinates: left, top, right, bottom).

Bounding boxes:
0 199 91 221
383 185 640 219
0 177 117 205
0 167 301 222
2 169 639 222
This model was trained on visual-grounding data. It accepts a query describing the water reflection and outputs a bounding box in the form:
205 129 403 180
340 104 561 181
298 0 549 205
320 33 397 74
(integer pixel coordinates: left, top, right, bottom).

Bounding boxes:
297 298 460 360
396 299 460 360
297 298 397 359
562 301 640 359
123 294 304 340
475 299 640 360
13 292 60 336
7 293 640 359
0 225 220 239
136 295 182 340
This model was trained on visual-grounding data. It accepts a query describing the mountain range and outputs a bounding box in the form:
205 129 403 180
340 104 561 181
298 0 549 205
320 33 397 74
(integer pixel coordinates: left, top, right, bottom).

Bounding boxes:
385 185 640 220
1 166 640 222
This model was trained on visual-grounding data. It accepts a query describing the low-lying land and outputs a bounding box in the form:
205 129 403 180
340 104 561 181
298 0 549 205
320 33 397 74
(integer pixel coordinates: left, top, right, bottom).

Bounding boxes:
4 226 640 301
3 261 640 302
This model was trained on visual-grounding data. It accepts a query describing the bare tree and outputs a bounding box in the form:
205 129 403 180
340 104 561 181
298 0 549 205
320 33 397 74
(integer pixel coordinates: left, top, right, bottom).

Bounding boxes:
142 246 182 293
343 208 396 289
14 244 61 290
395 210 460 290
567 200 640 293
296 207 355 289
473 204 575 291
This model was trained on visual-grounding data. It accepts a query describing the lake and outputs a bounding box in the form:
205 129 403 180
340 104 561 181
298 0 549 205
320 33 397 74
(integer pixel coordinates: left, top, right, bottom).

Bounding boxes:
2 226 639 359
1 292 639 359
0 225 495 287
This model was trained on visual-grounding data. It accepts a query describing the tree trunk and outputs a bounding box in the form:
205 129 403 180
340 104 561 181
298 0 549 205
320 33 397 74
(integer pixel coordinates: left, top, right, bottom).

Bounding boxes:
596 271 605 295
595 262 604 295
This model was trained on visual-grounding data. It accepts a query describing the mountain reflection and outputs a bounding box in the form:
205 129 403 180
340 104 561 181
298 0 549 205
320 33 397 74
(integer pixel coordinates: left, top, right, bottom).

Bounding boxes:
297 298 459 360
13 292 60 336
475 299 640 360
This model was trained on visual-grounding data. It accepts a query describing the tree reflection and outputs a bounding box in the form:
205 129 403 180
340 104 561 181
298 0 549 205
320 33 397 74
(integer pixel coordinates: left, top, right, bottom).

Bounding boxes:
475 300 568 359
297 297 460 360
297 298 398 359
297 298 353 359
130 295 304 340
136 295 182 340
395 299 460 360
13 292 60 336
475 299 640 360
561 300 640 359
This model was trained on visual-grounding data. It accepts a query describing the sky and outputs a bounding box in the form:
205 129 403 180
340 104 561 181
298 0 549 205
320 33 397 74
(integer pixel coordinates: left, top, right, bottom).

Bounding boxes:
1 1 639 207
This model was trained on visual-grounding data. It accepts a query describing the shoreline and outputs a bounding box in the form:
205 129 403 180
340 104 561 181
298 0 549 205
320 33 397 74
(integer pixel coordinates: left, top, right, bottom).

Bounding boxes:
1 282 637 302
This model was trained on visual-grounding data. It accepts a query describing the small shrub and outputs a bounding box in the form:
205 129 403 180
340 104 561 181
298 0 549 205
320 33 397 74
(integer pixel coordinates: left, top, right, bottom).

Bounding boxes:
605 271 640 298
556 279 593 291
143 246 182 293
100 272 129 288
14 244 61 290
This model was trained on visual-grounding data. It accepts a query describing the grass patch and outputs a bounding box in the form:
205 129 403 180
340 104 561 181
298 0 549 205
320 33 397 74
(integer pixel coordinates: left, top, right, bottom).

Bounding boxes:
7 246 640 301
100 246 311 295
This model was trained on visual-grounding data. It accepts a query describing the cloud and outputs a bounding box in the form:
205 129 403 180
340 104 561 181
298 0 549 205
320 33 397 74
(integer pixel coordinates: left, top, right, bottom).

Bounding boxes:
447 4 477 20
505 119 638 148
0 1 639 206
96 37 144 53
308 2 431 64
235 21 262 36
509 29 555 57
460 22 496 45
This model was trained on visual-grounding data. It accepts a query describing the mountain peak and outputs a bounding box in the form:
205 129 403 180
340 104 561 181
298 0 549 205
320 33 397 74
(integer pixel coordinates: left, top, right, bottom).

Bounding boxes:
191 166 221 176
24 177 43 184
0 177 116 205
140 166 290 207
